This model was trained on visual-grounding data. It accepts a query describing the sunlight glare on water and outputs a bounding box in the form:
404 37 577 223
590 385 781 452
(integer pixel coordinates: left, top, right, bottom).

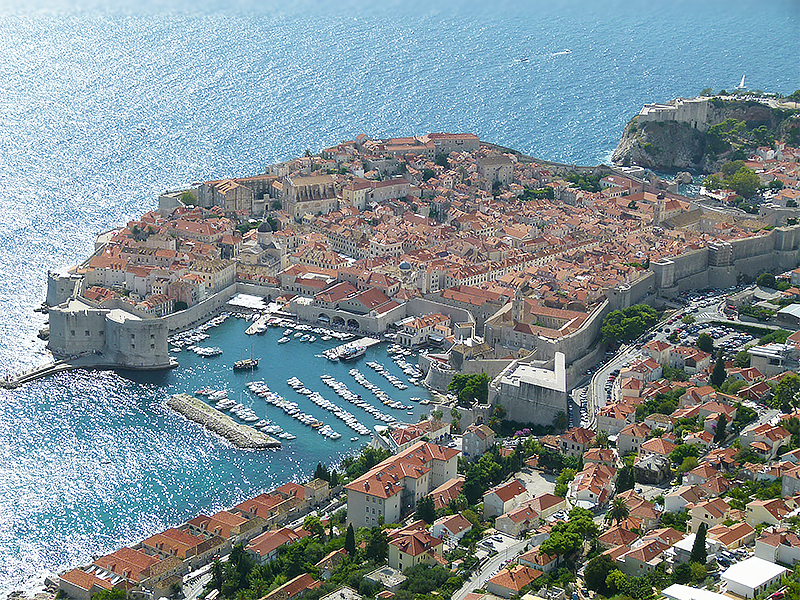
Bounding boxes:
0 0 797 593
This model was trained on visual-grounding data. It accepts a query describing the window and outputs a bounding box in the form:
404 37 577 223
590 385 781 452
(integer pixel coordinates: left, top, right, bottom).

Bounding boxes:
70 330 75 336
85 330 90 336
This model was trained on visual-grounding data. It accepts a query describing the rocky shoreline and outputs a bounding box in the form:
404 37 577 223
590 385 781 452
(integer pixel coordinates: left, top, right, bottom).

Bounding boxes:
166 393 281 449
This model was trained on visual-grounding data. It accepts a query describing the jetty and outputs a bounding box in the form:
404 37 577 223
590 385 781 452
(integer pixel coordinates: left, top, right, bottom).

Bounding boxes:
0 360 77 389
323 337 381 361
166 393 281 449
245 314 269 335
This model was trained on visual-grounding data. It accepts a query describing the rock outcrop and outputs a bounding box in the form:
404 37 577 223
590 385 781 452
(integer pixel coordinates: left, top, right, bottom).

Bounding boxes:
612 97 797 173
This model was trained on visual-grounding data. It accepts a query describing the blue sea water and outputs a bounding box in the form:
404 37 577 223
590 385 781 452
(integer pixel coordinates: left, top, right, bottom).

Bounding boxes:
0 0 797 592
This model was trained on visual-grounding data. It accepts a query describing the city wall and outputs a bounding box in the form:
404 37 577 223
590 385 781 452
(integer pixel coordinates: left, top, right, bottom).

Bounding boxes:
652 226 800 297
161 284 238 333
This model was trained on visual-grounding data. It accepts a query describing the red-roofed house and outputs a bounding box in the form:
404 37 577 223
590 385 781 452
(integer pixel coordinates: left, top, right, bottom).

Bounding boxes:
519 546 559 573
345 441 459 528
59 569 114 600
483 479 529 519
388 530 443 571
755 528 800 565
618 423 650 455
559 427 595 458
486 565 543 598
431 513 473 541
262 573 321 600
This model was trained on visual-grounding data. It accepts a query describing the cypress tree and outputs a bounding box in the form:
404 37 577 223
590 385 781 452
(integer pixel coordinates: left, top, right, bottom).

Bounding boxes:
345 523 356 556
691 522 707 564
714 414 727 443
711 353 726 387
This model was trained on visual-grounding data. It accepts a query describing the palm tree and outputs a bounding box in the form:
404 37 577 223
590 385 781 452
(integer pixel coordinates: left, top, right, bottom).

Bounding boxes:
608 497 630 525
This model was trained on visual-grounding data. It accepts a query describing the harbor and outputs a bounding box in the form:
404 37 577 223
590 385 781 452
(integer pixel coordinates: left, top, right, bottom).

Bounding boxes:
161 312 434 449
166 393 281 449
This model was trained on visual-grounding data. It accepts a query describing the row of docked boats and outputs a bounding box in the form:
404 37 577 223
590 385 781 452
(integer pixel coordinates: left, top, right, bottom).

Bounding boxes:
248 380 341 440
366 360 408 389
349 368 413 411
319 374 398 425
268 318 354 342
323 344 366 362
194 388 296 441
287 377 369 437
168 313 230 353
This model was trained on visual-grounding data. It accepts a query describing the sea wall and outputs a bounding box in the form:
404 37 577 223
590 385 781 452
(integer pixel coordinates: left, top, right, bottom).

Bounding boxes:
166 393 280 449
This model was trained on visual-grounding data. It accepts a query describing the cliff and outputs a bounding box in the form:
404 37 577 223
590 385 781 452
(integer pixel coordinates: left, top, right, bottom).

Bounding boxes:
612 97 800 173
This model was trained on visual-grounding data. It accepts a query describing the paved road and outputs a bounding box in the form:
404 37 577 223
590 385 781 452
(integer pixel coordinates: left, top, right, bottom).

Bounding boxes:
584 289 766 427
452 537 529 600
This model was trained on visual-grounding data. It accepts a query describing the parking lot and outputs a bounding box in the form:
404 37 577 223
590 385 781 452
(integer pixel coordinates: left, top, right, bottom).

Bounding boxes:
674 321 755 354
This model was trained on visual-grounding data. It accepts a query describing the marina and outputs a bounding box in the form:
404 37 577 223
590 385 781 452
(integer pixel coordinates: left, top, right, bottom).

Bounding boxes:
162 312 434 450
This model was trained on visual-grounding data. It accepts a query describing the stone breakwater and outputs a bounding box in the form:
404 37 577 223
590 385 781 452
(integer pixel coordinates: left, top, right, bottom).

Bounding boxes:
166 393 281 449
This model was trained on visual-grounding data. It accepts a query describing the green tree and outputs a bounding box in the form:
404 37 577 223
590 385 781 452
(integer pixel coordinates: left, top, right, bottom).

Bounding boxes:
616 465 635 493
726 167 760 198
434 154 449 167
672 562 692 584
721 160 746 178
711 353 727 387
345 524 356 556
733 350 751 368
314 462 330 481
596 430 610 448
690 561 707 583
679 456 699 474
91 591 127 600
714 414 727 443
681 314 696 325
601 304 659 343
774 373 800 412
365 526 389 563
757 272 777 289
703 174 724 190
696 333 714 353
180 190 196 205
208 558 223 591
606 569 628 595
303 515 325 540
415 495 436 524
608 497 630 525
448 373 490 408
691 522 708 564
585 554 616 595
669 443 699 467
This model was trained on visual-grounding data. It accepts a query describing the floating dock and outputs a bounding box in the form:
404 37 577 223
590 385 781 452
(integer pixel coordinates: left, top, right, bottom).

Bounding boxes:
166 393 281 449
323 337 381 361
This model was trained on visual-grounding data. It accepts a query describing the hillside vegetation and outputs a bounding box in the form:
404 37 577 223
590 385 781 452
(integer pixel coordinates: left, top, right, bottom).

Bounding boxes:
612 94 800 173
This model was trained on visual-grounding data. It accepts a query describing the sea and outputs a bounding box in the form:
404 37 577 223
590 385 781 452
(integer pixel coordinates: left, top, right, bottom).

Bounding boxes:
0 0 797 592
